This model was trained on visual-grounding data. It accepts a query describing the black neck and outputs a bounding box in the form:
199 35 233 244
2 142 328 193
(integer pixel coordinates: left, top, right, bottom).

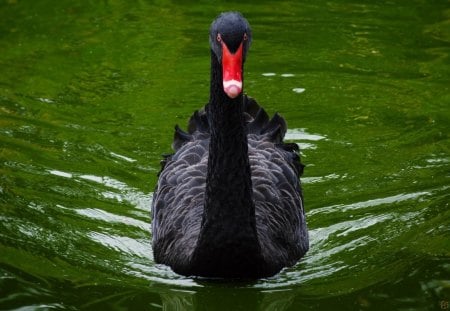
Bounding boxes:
190 51 263 277
205 50 254 228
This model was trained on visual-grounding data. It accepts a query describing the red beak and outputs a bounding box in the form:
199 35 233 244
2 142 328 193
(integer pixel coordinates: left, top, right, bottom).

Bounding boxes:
221 41 243 99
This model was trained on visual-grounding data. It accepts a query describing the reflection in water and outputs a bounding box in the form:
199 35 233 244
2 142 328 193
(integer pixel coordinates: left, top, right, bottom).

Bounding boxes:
156 285 299 311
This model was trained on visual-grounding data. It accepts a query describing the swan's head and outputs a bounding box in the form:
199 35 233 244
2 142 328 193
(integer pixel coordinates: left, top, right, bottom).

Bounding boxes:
210 12 252 99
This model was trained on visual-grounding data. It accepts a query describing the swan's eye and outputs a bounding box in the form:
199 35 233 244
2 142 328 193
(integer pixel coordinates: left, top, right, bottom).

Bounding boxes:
216 34 222 42
243 33 248 41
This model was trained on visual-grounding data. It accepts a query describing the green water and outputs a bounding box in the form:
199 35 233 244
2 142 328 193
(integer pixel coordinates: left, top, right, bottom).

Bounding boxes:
1 0 449 310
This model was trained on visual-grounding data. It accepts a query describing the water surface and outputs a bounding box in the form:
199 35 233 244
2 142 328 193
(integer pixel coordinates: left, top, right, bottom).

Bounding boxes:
1 0 449 310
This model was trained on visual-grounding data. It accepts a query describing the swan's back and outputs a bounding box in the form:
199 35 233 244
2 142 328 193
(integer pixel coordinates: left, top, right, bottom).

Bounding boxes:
152 96 308 273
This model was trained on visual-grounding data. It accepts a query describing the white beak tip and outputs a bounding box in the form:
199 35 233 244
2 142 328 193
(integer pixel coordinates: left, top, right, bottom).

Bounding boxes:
223 80 242 99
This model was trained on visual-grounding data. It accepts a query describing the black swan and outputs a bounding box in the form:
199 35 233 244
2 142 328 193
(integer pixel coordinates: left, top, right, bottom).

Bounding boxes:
152 12 309 278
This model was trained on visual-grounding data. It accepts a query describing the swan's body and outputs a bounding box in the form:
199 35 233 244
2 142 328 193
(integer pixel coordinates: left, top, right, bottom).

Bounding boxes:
152 12 308 278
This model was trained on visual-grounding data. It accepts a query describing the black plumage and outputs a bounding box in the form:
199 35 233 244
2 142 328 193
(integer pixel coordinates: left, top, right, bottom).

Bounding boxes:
152 12 308 278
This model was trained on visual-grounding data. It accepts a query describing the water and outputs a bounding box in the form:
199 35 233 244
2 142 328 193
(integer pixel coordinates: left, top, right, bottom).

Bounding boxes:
1 0 449 310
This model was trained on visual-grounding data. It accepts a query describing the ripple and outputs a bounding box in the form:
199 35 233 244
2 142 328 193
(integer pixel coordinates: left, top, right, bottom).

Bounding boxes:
252 187 440 290
145 275 201 287
302 173 345 184
48 170 73 178
413 154 450 169
88 232 151 258
110 151 137 163
47 169 152 210
285 128 326 151
75 207 150 231
295 261 347 283
309 190 432 216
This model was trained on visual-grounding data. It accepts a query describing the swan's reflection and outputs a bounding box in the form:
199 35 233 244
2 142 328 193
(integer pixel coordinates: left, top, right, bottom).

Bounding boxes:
156 282 297 311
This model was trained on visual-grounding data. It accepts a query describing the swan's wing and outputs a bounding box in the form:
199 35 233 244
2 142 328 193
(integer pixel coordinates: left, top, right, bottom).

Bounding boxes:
249 139 308 267
245 96 309 267
151 111 210 270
